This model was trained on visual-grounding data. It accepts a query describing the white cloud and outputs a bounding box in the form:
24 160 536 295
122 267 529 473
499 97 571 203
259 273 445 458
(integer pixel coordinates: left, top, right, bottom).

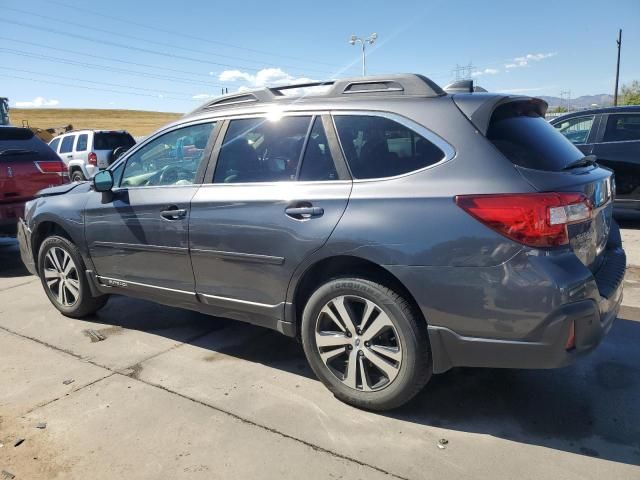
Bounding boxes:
472 68 500 77
14 96 60 108
218 68 320 95
192 93 214 100
505 52 557 69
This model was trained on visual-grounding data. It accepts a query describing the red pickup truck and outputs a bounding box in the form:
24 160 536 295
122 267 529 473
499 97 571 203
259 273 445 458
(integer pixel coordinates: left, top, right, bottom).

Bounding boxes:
0 127 68 234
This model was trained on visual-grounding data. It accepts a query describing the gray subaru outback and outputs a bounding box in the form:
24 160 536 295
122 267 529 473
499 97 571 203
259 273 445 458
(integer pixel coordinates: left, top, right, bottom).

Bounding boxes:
18 74 625 410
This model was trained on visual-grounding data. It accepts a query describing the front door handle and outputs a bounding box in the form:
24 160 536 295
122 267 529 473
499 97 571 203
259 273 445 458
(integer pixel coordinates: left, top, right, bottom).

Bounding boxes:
285 206 324 219
160 206 187 220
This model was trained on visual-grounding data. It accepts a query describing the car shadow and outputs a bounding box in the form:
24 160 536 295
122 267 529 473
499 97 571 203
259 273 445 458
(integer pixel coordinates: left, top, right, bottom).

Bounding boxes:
87 293 640 467
390 315 640 466
0 237 31 278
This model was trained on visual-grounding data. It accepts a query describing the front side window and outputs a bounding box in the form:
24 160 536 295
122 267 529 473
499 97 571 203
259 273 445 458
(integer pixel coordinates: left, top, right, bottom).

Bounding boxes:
59 135 75 154
76 134 88 152
333 115 445 179
214 116 312 183
603 114 640 142
49 137 61 152
553 115 595 145
120 122 215 187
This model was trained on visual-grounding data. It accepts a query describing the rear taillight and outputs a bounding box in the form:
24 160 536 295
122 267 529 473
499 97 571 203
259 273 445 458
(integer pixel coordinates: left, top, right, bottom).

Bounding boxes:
35 161 66 176
565 320 576 350
88 152 97 166
455 192 592 248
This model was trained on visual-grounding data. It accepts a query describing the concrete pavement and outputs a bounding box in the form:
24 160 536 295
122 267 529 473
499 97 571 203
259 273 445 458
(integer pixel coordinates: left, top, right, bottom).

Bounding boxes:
1 237 639 479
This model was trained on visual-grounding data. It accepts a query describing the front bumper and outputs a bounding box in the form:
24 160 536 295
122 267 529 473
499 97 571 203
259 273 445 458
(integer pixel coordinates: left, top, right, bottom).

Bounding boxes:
17 218 37 275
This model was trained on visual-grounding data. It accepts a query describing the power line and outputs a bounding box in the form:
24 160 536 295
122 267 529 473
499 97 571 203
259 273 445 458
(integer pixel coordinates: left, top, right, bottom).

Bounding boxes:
43 0 341 69
0 73 188 101
0 17 323 75
3 6 335 76
0 36 222 80
0 66 195 98
0 48 225 88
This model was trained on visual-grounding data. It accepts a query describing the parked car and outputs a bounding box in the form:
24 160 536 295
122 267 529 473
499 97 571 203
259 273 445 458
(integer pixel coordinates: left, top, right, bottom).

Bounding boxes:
49 130 135 182
18 74 625 410
550 106 640 218
0 126 68 235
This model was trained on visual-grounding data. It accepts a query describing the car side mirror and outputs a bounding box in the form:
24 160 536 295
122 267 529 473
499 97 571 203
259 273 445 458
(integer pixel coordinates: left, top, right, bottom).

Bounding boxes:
93 170 114 192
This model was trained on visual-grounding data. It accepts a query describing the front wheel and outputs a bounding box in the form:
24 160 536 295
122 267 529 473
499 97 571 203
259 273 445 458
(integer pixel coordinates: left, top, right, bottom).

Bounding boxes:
38 235 109 317
301 278 432 411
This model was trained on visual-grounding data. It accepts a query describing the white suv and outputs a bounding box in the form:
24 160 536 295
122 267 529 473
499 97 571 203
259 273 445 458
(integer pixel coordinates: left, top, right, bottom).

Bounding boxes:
49 130 135 182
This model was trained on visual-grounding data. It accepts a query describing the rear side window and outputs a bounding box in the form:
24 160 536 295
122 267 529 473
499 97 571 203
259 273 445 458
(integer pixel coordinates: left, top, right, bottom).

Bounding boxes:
214 116 312 183
487 103 583 171
94 132 135 150
60 135 75 154
603 114 640 142
76 134 88 152
333 115 445 179
553 115 595 145
49 137 61 152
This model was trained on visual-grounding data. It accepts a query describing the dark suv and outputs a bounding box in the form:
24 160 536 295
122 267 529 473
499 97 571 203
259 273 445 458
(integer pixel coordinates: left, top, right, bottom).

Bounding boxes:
550 106 640 217
18 74 625 410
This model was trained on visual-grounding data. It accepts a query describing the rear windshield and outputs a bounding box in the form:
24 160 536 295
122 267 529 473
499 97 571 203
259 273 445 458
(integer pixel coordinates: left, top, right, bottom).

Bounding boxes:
487 103 583 171
94 132 135 150
0 128 57 160
0 127 35 141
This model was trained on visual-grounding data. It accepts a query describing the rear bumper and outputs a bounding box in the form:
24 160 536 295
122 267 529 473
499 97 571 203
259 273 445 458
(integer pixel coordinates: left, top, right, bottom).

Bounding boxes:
427 291 620 373
388 243 626 374
17 218 37 275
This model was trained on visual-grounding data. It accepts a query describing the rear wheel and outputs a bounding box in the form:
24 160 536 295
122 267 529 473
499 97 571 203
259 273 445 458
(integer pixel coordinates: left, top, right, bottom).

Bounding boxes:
301 278 431 410
70 170 85 182
38 235 108 317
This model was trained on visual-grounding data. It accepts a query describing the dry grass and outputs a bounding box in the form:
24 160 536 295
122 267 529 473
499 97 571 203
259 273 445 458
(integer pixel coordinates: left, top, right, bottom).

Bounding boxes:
9 108 183 137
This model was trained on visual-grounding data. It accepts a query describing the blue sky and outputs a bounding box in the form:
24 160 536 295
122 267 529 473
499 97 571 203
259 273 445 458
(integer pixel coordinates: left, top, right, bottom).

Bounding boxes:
2 0 639 112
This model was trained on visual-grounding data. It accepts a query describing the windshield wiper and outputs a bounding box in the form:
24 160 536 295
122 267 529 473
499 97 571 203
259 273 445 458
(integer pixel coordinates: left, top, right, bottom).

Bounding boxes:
563 154 597 170
0 149 38 156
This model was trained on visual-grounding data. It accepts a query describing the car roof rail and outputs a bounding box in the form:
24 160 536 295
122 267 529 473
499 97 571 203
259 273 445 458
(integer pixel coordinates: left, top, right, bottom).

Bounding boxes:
192 73 445 115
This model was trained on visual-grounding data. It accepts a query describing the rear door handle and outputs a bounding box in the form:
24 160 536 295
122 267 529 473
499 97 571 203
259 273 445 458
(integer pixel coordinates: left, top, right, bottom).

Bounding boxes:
160 206 187 220
285 206 324 219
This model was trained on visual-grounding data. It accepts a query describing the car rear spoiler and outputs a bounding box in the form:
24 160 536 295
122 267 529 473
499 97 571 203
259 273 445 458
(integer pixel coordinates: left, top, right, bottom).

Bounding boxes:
451 93 548 135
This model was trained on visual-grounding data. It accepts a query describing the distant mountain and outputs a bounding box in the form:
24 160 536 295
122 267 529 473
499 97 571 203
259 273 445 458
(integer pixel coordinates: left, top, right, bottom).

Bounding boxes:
538 94 614 110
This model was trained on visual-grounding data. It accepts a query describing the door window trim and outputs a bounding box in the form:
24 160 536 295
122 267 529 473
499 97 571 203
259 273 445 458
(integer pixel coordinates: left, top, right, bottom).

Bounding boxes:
202 112 352 185
111 118 222 191
330 110 456 182
598 113 640 144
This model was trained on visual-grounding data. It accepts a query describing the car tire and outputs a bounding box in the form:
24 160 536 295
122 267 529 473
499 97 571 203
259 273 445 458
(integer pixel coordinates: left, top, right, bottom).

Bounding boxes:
71 170 85 182
37 235 109 318
301 278 432 411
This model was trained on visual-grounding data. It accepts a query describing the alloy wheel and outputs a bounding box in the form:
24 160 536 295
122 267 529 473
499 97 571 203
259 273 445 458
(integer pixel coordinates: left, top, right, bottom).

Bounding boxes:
43 247 80 307
315 295 402 391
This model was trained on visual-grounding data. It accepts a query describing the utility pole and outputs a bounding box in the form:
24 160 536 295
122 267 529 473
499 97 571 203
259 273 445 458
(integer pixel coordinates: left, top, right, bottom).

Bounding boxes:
614 29 622 106
349 33 378 76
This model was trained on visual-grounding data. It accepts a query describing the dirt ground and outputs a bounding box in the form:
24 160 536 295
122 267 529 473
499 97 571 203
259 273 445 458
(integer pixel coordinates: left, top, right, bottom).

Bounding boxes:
9 108 182 136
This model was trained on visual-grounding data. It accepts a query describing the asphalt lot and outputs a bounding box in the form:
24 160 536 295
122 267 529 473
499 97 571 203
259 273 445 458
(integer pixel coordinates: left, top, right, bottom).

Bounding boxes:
1 234 639 479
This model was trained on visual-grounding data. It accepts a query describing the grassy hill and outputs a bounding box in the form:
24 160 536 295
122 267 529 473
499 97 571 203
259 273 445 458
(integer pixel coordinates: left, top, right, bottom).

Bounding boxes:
9 108 183 137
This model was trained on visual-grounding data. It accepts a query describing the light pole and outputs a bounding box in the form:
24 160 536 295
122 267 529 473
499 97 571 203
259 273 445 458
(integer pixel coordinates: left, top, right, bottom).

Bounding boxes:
349 33 378 76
